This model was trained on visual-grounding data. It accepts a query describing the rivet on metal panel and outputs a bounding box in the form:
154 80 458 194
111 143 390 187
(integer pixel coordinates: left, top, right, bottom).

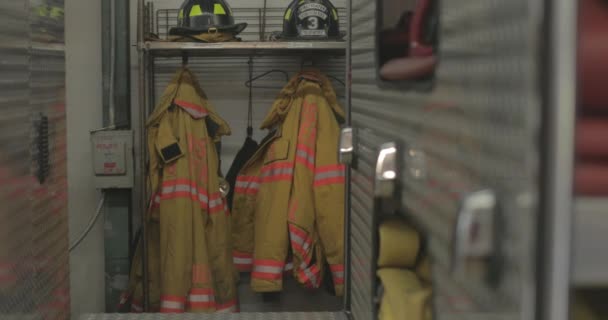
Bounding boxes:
405 146 427 181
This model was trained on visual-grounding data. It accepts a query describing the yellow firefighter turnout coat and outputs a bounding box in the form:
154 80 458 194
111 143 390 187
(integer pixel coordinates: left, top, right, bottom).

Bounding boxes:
123 68 237 313
232 70 346 296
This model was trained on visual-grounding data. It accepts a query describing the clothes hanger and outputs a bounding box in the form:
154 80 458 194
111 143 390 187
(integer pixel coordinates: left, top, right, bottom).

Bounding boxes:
327 74 345 86
247 58 254 137
244 68 289 89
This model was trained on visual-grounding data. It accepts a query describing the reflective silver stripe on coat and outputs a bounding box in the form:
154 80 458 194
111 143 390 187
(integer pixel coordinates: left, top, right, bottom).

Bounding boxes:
300 261 318 286
253 265 283 274
208 197 223 208
296 149 315 165
284 262 294 271
162 184 196 195
261 167 294 178
233 256 252 264
188 294 214 302
161 300 184 310
314 169 345 181
332 270 344 279
289 231 310 251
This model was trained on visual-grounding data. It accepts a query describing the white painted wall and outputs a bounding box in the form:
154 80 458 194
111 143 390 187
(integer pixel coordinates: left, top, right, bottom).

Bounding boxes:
65 0 106 316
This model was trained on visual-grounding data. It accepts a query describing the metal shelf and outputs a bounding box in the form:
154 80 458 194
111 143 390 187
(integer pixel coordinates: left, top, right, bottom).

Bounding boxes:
31 42 65 53
572 197 608 286
143 41 346 57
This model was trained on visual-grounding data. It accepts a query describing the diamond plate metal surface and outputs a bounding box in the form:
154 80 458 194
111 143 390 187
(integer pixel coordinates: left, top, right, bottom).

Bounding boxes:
81 312 347 320
0 0 69 319
350 0 540 319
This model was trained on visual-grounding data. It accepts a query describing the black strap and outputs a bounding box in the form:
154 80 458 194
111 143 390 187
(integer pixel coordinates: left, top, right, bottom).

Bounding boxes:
247 58 254 137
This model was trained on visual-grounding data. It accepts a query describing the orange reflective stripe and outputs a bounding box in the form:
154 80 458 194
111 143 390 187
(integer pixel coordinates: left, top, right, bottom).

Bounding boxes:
235 175 261 194
261 161 294 182
296 144 315 170
288 224 313 263
233 251 253 271
188 288 215 309
297 262 321 288
160 295 186 313
160 179 225 214
174 99 208 118
252 259 284 280
314 164 345 186
330 264 345 284
216 299 238 313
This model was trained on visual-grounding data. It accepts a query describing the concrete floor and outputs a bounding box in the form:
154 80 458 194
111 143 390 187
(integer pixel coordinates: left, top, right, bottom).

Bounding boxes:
237 274 343 312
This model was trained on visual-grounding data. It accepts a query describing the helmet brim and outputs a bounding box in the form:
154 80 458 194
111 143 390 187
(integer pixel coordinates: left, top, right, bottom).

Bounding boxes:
272 30 347 41
170 22 248 36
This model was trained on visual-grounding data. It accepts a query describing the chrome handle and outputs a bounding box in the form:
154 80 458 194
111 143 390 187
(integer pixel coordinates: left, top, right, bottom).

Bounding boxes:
375 142 399 198
339 127 354 165
452 189 497 274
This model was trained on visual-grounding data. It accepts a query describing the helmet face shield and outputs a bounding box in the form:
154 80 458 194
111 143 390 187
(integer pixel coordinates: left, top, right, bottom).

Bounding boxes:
186 13 235 29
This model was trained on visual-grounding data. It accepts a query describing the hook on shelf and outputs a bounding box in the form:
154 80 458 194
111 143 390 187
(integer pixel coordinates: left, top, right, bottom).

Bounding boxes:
182 52 189 66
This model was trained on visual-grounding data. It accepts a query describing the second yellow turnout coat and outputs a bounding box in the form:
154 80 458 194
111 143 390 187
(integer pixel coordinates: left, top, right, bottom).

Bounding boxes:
232 70 346 295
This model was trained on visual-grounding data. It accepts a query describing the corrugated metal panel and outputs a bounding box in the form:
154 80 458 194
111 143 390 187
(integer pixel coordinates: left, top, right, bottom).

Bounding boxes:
0 0 69 319
30 0 70 318
0 2 36 317
350 0 539 319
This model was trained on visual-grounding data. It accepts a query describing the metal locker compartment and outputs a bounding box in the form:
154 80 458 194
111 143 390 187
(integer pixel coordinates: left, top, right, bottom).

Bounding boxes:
347 0 554 319
1 1 70 319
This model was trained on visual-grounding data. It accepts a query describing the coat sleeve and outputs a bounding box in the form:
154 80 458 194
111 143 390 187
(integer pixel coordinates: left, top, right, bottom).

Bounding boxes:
289 93 323 289
313 98 346 296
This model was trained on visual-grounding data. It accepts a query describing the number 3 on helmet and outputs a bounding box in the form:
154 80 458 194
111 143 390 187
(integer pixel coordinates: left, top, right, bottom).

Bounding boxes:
281 0 346 40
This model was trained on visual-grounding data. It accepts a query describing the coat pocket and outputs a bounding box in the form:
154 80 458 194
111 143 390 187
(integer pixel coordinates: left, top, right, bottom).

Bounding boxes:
263 139 290 165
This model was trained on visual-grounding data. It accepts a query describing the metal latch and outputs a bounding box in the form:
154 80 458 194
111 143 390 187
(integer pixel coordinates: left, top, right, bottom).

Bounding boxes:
452 189 497 274
339 127 354 165
375 142 399 199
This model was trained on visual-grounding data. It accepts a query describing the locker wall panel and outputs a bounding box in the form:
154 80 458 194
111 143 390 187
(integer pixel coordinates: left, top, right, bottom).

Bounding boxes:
1 1 69 319
0 2 35 316
350 0 539 319
30 0 70 318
